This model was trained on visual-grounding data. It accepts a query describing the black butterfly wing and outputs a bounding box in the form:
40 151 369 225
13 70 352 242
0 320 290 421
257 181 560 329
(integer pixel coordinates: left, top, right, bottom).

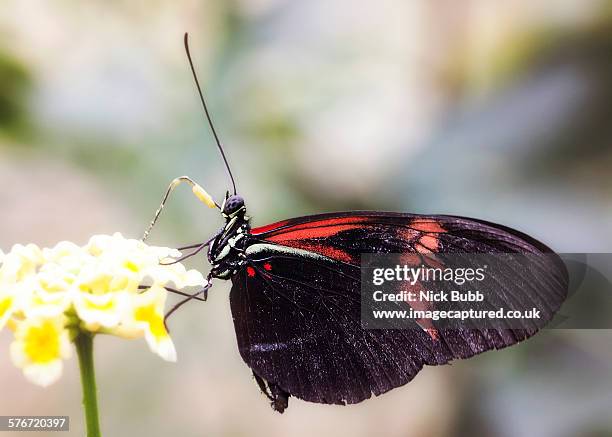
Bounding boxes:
229 212 568 410
230 252 448 409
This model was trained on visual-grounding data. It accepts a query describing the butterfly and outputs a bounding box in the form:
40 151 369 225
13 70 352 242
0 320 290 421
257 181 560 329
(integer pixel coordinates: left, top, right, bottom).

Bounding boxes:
147 34 569 413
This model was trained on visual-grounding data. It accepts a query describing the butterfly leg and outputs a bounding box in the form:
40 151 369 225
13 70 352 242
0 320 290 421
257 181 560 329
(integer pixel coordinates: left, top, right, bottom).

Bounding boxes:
253 372 272 400
163 273 214 331
252 371 290 413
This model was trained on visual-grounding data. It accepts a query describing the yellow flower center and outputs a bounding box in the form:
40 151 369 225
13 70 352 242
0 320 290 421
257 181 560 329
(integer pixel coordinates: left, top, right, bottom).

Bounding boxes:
23 321 61 363
0 297 12 317
124 260 140 272
79 275 112 294
134 304 166 339
84 297 116 311
40 276 71 291
79 273 130 294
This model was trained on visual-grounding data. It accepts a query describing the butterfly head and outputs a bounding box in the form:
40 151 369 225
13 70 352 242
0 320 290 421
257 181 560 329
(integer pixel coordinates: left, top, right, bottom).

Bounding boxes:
222 193 246 219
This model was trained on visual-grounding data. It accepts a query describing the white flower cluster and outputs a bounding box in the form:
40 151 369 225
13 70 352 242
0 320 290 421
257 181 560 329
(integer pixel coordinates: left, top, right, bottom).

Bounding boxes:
0 233 205 386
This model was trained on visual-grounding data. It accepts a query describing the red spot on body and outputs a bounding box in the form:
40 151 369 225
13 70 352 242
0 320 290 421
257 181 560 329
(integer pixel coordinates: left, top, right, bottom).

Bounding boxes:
246 266 256 277
263 263 272 271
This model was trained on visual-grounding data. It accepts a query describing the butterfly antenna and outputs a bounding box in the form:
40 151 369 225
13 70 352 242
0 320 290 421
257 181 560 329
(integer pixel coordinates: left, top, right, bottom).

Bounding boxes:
184 32 237 195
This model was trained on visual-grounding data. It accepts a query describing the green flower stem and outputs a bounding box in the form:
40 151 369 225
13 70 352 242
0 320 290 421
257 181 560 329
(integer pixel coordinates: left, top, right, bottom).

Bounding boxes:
75 333 102 437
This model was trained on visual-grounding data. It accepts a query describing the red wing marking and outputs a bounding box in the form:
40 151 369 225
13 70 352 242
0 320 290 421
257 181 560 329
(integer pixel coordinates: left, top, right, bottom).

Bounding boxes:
416 244 433 255
419 235 440 251
246 266 256 277
410 219 446 233
399 279 438 340
263 263 272 271
251 215 447 270
251 216 370 236
402 219 445 255
400 252 439 341
251 219 290 235
265 224 362 243
401 253 421 265
408 291 439 340
276 241 355 264
252 215 447 237
420 252 445 269
425 328 440 341
277 216 366 231
398 228 420 241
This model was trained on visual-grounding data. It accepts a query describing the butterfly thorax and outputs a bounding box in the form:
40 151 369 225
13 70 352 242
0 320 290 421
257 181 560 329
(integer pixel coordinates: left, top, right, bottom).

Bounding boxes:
208 195 250 279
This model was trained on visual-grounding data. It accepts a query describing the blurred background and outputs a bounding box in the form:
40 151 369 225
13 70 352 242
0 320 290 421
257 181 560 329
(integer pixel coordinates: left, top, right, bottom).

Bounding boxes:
1 1 612 436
